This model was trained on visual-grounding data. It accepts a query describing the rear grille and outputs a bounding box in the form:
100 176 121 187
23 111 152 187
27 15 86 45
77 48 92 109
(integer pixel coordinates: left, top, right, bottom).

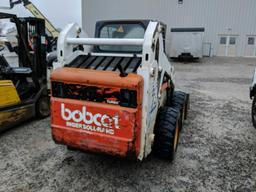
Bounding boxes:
52 82 137 108
66 55 142 74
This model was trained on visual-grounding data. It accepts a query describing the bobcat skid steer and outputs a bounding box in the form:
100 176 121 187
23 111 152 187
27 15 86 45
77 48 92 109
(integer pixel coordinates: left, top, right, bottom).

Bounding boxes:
50 20 189 160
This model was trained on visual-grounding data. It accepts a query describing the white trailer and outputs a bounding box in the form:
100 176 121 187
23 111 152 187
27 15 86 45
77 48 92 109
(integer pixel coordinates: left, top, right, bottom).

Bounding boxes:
169 28 205 59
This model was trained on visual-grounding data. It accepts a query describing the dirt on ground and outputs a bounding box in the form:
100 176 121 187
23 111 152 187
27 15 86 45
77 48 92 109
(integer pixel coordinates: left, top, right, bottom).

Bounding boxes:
1 57 256 192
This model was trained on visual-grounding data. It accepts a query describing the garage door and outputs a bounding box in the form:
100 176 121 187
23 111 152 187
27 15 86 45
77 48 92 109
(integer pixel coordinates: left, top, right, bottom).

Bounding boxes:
245 36 256 57
217 35 238 57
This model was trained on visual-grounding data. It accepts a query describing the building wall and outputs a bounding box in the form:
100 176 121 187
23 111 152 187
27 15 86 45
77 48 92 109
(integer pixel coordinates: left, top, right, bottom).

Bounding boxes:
82 0 256 57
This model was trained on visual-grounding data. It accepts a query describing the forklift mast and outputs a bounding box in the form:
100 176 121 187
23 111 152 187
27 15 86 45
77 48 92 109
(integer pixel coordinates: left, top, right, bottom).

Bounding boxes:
0 12 47 89
18 17 47 81
0 13 50 132
1 0 59 38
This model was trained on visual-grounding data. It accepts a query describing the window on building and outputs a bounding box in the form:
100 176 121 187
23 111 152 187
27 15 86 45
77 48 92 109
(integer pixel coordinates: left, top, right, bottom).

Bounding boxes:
248 37 255 45
220 37 226 45
178 0 183 4
229 37 236 45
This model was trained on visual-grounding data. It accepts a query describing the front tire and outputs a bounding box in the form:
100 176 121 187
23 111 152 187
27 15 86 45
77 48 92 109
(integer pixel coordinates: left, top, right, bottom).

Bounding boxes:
36 96 50 119
153 107 181 160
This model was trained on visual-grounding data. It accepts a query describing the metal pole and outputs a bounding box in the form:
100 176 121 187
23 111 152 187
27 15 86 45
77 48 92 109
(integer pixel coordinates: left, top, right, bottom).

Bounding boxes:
66 38 144 46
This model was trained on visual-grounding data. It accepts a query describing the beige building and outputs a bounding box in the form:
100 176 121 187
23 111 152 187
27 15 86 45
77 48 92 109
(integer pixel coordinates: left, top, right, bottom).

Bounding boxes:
82 0 256 57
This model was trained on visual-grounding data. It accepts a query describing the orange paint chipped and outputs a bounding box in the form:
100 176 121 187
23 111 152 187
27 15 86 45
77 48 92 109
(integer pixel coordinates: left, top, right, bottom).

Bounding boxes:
51 68 144 158
51 68 142 89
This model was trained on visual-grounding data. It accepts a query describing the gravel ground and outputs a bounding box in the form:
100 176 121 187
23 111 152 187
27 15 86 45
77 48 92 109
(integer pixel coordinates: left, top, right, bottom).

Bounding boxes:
1 57 256 192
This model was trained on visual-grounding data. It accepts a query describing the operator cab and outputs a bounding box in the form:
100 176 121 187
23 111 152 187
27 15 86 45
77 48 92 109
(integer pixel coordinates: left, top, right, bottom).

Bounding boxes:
94 20 149 53
62 21 153 76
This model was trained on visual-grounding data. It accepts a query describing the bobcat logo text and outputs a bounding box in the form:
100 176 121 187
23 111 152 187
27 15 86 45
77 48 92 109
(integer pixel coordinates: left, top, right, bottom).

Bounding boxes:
61 103 119 135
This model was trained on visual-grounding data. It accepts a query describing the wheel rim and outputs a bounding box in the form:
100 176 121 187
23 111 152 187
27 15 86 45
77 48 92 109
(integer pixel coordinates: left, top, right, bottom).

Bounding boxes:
173 121 179 151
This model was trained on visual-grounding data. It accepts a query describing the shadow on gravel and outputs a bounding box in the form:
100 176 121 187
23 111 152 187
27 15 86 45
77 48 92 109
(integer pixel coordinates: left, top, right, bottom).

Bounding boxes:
56 152 179 191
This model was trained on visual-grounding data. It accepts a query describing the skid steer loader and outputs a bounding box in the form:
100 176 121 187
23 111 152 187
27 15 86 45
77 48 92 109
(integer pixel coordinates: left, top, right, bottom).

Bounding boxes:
50 20 189 160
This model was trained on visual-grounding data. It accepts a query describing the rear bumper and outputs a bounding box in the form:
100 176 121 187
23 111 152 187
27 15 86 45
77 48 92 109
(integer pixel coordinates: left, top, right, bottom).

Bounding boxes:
52 125 136 158
51 98 142 159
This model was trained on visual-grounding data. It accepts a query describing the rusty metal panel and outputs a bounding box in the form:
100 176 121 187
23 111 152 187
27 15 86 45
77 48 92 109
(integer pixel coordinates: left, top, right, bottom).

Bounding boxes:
52 99 136 157
51 68 143 89
51 69 144 158
0 104 35 133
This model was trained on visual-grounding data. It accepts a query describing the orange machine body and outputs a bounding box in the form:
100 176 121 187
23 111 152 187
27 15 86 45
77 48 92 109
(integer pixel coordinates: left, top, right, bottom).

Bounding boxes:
51 68 144 158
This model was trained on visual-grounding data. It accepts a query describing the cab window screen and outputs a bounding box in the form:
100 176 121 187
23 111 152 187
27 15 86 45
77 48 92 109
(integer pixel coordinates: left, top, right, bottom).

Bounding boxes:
99 24 145 53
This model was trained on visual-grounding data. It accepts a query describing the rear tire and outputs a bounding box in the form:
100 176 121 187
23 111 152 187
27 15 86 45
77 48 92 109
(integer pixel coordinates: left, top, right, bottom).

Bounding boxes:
252 97 256 129
153 107 181 160
170 91 188 130
36 96 50 119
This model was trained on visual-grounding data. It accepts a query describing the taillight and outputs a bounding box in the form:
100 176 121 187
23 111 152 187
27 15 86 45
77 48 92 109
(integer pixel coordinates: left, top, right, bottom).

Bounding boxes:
120 89 137 108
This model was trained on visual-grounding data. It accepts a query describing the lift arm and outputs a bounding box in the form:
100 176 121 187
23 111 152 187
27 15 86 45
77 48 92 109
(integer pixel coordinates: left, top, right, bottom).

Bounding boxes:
1 0 59 38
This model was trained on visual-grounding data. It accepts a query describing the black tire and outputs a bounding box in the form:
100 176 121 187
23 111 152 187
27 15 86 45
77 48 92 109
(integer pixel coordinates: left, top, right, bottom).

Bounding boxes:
170 91 188 129
252 97 256 129
153 107 181 160
166 87 174 106
36 96 50 119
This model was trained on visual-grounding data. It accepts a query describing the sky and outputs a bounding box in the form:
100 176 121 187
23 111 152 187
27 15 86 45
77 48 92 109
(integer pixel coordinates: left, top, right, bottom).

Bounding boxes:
0 0 82 29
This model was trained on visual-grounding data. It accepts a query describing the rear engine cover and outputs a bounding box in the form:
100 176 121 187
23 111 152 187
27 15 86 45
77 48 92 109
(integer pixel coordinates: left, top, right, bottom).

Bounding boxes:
51 68 143 158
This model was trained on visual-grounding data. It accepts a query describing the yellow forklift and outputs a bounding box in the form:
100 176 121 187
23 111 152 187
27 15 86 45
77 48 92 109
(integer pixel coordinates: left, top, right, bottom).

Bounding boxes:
0 12 50 132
